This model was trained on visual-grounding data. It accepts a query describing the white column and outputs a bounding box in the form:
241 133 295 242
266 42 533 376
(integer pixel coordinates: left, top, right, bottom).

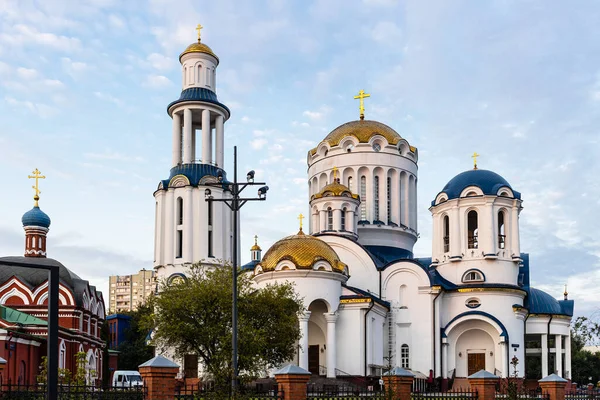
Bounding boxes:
413 177 418 232
541 333 548 377
391 170 400 225
333 209 342 231
451 206 461 257
483 201 495 255
164 190 175 264
347 208 355 235
500 341 507 378
565 331 571 379
511 207 520 257
299 312 311 370
319 210 326 232
183 109 193 164
402 173 410 227
215 115 224 168
555 334 562 377
380 171 388 224
201 109 211 164
171 112 182 166
324 312 338 378
154 192 164 266
184 187 193 263
191 125 197 162
442 342 449 379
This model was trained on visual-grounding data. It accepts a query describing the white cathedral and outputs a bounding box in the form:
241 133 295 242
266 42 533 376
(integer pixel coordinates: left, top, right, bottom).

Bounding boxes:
153 30 574 382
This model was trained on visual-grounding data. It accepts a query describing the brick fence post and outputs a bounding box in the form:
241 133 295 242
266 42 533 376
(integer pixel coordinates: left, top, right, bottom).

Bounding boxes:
468 370 499 400
139 355 180 400
383 367 415 400
274 365 311 400
539 374 568 400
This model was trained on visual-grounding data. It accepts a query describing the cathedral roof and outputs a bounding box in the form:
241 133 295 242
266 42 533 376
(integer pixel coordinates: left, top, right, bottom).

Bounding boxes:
433 169 521 205
22 206 51 228
179 41 219 63
158 164 229 190
310 179 358 201
310 119 416 155
167 87 230 116
257 229 346 273
525 287 574 316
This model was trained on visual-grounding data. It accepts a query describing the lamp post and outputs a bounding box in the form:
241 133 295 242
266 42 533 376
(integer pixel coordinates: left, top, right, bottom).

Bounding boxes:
204 145 268 391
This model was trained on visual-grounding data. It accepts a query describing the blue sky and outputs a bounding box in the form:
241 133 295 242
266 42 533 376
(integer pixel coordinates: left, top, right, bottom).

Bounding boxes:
0 0 599 315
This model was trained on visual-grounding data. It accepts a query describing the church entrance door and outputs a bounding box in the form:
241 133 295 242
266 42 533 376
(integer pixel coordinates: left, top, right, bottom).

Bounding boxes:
467 353 485 376
308 345 319 375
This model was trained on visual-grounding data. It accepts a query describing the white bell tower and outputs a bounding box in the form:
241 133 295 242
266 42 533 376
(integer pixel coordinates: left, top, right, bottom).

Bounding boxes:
153 26 233 281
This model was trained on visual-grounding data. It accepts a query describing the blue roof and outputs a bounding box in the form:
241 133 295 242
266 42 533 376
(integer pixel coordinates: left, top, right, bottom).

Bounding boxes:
241 259 258 271
363 245 413 268
525 287 573 316
167 87 230 116
22 206 51 228
432 169 521 205
342 285 390 308
159 164 229 189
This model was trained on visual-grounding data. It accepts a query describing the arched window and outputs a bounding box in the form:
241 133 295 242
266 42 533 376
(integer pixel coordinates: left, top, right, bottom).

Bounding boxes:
387 177 392 224
341 207 347 231
498 211 506 249
19 360 26 384
401 344 410 369
467 210 478 249
374 176 380 221
347 176 353 192
443 215 450 253
327 207 333 230
360 176 367 220
462 269 485 283
177 197 183 225
59 340 66 369
197 65 202 85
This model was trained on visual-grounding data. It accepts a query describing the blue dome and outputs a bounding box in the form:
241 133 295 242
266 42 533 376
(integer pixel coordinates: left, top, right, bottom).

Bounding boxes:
158 164 229 189
22 206 51 228
526 287 572 316
432 169 521 205
167 87 230 116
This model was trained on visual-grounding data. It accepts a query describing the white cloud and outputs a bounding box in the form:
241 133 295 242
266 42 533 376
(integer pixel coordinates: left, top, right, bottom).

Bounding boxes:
371 21 402 44
108 14 126 29
0 24 81 52
94 92 123 106
61 58 88 78
303 105 332 121
147 53 175 72
250 138 268 150
16 67 38 80
4 96 57 118
143 74 172 88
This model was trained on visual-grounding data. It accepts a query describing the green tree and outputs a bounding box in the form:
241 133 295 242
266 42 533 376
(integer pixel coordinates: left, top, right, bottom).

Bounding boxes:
571 315 600 385
116 302 155 370
144 264 303 388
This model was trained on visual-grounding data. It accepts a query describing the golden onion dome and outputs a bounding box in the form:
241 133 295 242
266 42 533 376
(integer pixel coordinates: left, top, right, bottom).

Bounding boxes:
251 244 262 251
311 179 359 201
258 229 346 273
310 119 416 155
179 40 219 63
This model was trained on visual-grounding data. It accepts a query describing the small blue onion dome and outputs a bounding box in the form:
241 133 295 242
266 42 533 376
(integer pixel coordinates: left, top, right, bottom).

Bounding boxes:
433 169 521 205
22 206 51 228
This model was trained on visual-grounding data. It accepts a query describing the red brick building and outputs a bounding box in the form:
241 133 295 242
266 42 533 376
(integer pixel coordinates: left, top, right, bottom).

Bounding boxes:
0 198 106 385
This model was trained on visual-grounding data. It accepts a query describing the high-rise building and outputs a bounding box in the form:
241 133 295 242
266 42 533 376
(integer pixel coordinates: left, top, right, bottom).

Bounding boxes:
108 269 156 313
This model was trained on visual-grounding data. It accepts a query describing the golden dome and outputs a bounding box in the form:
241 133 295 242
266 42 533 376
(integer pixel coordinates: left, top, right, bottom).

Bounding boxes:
310 119 416 155
179 41 219 63
251 235 262 251
311 180 359 201
257 229 346 273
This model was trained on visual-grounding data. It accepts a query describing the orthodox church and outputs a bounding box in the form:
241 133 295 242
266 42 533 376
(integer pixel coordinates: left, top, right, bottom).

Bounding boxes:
153 28 574 382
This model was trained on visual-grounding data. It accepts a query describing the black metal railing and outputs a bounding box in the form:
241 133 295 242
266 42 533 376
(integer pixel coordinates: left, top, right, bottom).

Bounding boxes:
566 389 600 400
468 235 479 249
413 389 478 400
444 236 450 253
307 383 386 399
0 382 146 400
175 383 283 400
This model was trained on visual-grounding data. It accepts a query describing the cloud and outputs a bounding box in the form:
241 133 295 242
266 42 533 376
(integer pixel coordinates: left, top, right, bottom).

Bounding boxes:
4 96 57 118
0 24 81 52
302 105 332 121
143 74 172 88
371 21 402 43
94 91 123 106
147 53 175 72
250 138 268 150
61 58 88 78
16 67 38 80
108 14 126 30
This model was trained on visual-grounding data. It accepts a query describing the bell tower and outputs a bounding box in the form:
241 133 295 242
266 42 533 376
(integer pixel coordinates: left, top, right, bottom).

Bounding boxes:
153 26 233 280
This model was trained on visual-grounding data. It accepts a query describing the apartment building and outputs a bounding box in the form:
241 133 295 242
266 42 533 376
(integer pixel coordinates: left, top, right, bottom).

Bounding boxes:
108 269 156 313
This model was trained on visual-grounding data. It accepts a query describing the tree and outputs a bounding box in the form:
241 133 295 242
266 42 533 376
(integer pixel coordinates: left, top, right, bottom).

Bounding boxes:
116 302 155 371
571 315 600 385
144 264 303 388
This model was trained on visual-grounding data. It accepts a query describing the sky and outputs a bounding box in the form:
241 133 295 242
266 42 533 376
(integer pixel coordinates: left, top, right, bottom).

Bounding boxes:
0 0 599 315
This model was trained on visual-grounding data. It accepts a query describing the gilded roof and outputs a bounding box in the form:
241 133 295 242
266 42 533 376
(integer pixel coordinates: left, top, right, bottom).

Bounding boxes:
180 41 219 62
258 229 346 273
310 119 416 155
311 180 359 201
251 244 262 251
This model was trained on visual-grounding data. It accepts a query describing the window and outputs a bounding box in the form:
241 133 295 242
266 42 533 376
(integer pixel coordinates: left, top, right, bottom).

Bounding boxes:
467 210 478 249
443 215 450 253
59 340 66 369
374 176 380 221
360 176 367 220
327 207 333 230
177 197 183 225
347 176 353 192
208 201 213 257
498 211 506 249
176 230 183 258
462 269 484 283
465 298 481 308
341 207 347 231
401 344 409 369
197 65 202 85
372 143 381 152
387 177 392 224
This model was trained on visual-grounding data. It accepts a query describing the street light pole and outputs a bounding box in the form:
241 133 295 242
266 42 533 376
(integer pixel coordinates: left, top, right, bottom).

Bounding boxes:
205 145 268 392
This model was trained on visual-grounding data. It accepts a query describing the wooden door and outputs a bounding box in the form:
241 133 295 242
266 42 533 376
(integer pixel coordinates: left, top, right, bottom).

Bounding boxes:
308 345 320 375
184 354 198 378
467 353 486 376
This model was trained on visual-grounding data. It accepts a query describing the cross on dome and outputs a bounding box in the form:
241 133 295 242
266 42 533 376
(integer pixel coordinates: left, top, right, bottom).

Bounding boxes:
298 213 304 231
332 166 339 182
28 168 45 207
196 23 203 41
353 90 371 120
471 152 480 170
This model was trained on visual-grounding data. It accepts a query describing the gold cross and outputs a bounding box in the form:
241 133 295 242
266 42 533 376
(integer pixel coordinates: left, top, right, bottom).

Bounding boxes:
332 166 339 181
196 24 203 41
471 152 480 170
298 213 304 230
28 168 46 207
254 235 258 245
353 89 371 120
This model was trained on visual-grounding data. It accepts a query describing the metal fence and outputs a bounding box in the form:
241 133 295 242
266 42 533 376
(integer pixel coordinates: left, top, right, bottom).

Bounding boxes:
412 389 478 400
566 390 600 400
175 383 284 400
0 382 146 400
